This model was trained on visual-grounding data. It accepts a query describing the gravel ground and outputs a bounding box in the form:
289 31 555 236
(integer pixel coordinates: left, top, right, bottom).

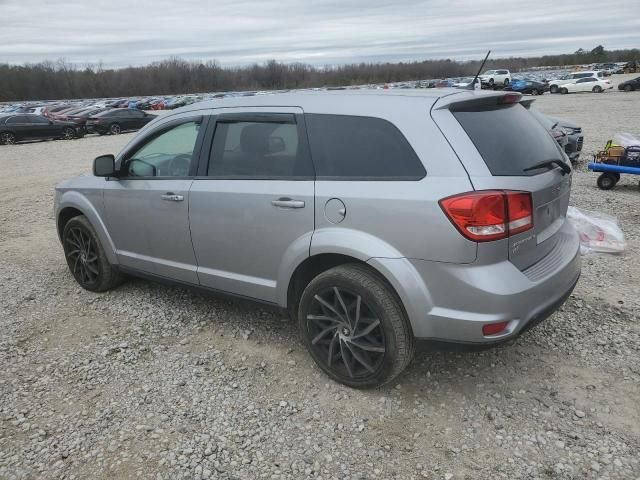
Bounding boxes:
1 81 639 480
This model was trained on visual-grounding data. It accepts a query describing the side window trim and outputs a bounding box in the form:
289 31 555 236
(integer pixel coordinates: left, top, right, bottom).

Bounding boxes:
117 115 208 179
195 112 315 180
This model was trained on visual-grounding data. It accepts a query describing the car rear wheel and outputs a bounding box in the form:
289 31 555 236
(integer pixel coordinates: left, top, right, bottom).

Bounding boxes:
531 89 539 95
592 86 603 93
298 264 415 388
504 78 510 87
62 127 76 140
109 123 121 135
0 131 16 145
62 215 123 292
597 173 617 190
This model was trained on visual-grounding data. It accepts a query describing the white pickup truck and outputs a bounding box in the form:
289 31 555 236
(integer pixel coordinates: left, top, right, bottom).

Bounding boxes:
479 69 511 88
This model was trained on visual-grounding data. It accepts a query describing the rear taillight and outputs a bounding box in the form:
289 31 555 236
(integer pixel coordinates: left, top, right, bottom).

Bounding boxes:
439 190 533 242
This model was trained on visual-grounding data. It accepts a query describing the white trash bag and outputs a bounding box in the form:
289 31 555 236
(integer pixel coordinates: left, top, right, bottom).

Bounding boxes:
567 206 626 255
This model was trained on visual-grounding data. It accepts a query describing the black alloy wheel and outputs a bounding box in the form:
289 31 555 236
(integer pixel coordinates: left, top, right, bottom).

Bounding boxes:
62 127 76 140
1 132 16 145
307 286 386 379
109 123 121 135
62 215 122 292
64 224 100 287
299 264 414 388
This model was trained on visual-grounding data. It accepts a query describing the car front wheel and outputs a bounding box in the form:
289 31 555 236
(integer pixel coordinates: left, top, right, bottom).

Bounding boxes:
62 215 123 292
550 85 558 94
298 264 415 388
109 123 121 135
593 86 603 93
561 88 569 94
624 84 633 92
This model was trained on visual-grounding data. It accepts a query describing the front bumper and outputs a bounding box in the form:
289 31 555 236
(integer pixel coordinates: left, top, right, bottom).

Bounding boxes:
374 221 581 344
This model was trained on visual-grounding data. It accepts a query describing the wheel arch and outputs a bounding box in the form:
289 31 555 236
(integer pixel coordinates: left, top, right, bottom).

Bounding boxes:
57 192 118 264
281 230 433 336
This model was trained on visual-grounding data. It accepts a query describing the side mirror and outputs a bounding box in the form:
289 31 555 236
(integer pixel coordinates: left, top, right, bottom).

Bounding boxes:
93 154 116 177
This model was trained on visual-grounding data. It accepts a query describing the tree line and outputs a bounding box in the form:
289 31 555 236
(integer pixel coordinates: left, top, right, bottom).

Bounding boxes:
0 46 637 102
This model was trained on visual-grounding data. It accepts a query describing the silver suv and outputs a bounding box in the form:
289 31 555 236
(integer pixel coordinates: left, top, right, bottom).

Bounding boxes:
55 90 581 388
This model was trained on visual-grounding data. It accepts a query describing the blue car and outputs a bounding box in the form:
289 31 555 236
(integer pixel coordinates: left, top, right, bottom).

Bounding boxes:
509 78 546 95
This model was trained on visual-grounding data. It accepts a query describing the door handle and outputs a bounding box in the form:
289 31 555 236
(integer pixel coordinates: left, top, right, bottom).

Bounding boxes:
271 197 305 209
161 192 184 202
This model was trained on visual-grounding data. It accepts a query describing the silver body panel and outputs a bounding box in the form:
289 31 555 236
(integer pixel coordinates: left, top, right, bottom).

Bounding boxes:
55 89 581 344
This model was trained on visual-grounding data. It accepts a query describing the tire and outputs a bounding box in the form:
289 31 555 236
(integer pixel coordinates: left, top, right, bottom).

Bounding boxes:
592 86 603 93
62 127 75 140
550 85 558 94
298 264 415 388
62 215 123 292
503 78 510 87
597 173 617 190
531 89 539 95
488 78 494 88
0 131 16 145
561 88 568 94
624 84 633 92
109 123 121 135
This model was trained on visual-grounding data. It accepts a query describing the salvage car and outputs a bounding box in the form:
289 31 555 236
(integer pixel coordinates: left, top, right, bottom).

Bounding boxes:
55 90 581 388
479 69 511 87
548 71 605 93
618 76 640 91
547 116 583 163
558 77 612 94
0 113 79 144
509 78 546 95
85 108 156 135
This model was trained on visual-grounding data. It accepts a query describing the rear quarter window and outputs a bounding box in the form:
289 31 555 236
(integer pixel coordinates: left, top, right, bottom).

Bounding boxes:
305 114 425 180
452 104 563 176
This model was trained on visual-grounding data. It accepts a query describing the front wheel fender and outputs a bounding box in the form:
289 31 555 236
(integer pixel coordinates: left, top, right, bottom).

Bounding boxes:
56 190 118 265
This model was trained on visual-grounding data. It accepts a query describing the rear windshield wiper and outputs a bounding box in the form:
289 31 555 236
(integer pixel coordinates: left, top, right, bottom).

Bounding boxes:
523 159 571 175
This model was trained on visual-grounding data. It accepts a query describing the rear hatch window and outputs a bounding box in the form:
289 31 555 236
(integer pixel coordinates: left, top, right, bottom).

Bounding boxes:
452 104 563 176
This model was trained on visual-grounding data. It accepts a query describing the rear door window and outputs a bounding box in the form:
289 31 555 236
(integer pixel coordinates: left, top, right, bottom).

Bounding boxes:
208 119 314 179
452 104 562 176
305 114 425 180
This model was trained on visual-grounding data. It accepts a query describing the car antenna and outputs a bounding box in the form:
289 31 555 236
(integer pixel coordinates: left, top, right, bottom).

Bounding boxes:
466 50 491 90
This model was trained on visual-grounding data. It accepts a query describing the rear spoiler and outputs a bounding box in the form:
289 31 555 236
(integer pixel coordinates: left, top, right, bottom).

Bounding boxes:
433 91 522 111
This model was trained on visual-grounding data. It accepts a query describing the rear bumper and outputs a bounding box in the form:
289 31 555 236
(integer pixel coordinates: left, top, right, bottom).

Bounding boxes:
373 220 581 344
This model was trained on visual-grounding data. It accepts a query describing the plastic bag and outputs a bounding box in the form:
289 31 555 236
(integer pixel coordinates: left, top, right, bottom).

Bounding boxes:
567 206 626 255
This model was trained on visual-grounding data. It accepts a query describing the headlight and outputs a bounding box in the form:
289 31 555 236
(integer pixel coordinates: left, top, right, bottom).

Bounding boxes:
560 127 573 136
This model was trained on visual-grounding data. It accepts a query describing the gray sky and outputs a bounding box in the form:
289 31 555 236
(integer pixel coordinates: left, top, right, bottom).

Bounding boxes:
0 0 638 68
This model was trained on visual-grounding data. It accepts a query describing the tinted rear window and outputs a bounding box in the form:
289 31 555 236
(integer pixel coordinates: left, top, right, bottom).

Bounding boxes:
453 104 562 176
305 114 425 180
